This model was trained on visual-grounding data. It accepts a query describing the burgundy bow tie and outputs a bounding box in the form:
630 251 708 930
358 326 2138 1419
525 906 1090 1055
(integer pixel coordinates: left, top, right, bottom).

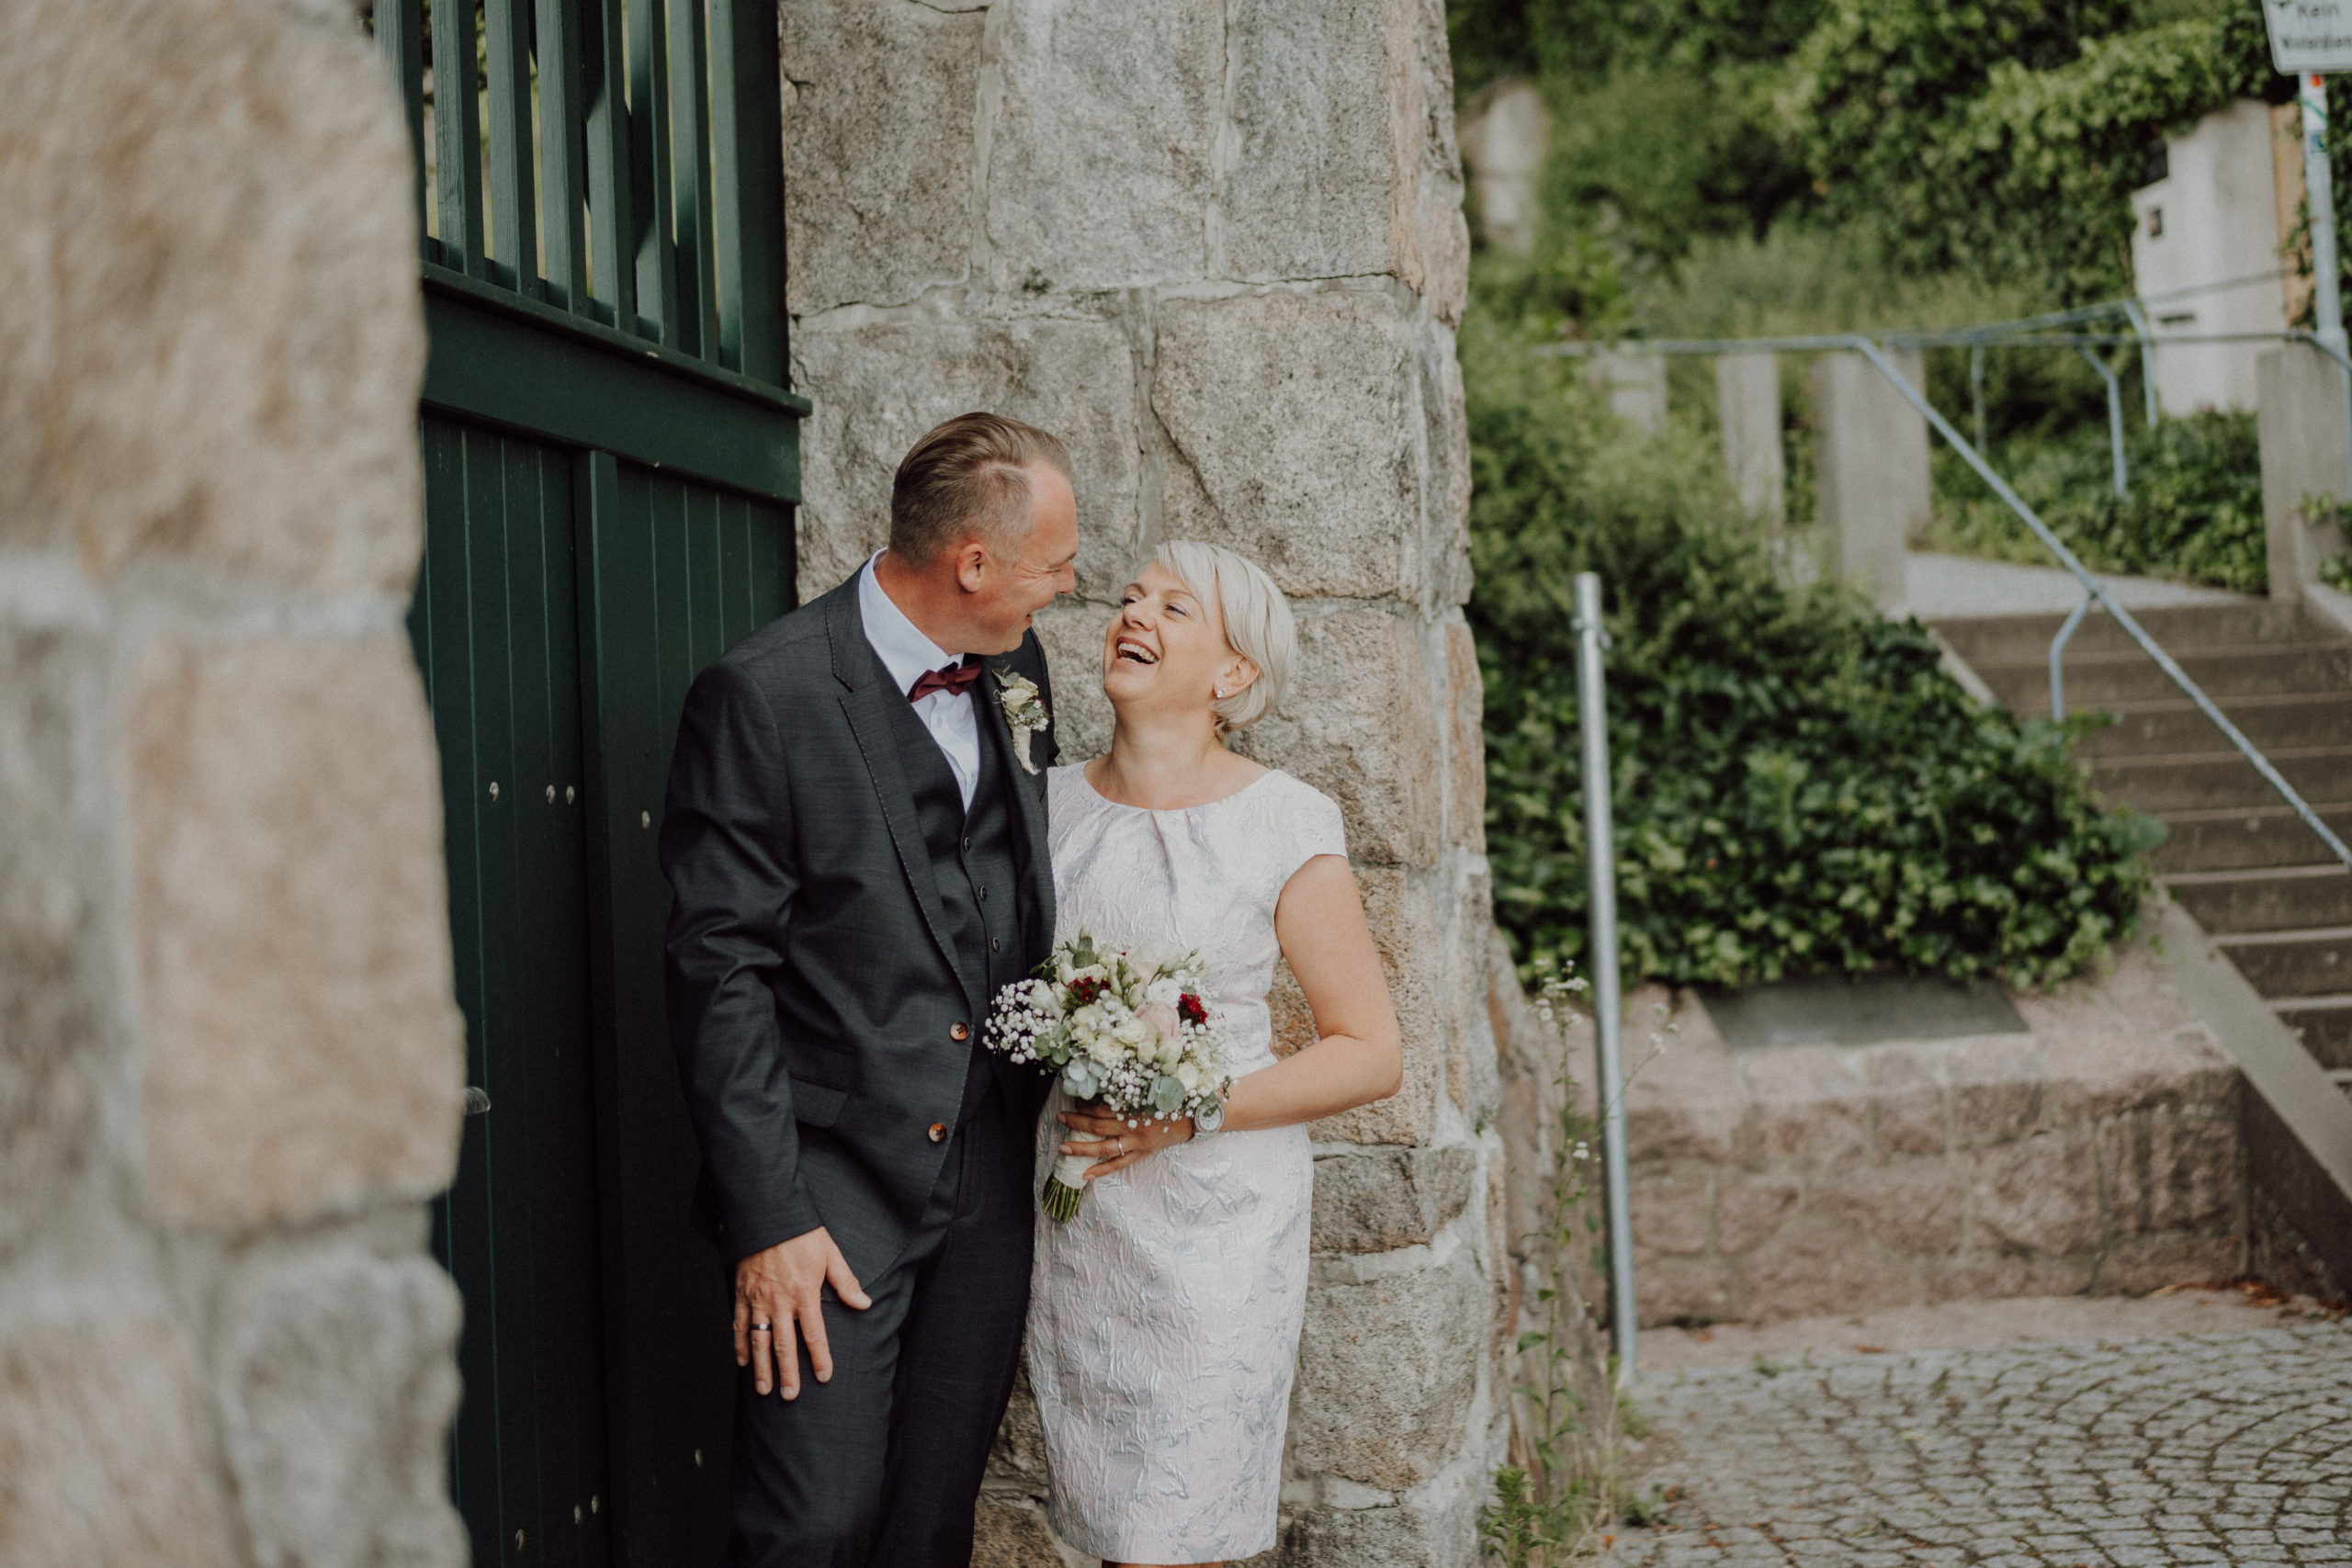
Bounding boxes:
907 657 982 704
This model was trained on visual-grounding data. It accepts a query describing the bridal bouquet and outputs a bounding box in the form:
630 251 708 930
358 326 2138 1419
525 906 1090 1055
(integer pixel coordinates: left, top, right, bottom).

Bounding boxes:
984 931 1231 1221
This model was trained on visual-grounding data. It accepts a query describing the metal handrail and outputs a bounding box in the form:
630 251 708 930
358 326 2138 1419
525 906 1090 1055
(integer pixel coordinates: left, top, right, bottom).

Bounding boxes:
1843 337 2352 874
1537 325 2352 871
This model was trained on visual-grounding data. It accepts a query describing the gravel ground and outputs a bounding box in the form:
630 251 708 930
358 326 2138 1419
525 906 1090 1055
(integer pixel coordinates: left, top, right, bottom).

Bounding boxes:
1609 1316 2352 1565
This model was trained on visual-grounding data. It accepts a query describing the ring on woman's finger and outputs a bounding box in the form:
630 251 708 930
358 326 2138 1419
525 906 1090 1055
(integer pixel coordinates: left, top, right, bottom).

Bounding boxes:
1114 1136 1125 1156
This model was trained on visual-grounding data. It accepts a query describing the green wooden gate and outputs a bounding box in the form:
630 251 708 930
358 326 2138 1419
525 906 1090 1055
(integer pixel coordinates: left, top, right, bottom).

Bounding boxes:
373 5 803 1563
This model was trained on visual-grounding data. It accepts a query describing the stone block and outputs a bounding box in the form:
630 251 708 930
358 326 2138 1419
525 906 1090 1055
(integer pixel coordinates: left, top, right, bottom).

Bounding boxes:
1717 351 1786 526
1733 1212 1918 1322
2093 1233 2246 1296
1442 622 1484 852
0 1317 233 1568
129 634 465 1227
1968 1132 2104 1255
1635 1255 1735 1327
1745 1044 1871 1168
0 603 101 1258
1238 608 1441 865
791 316 1143 602
1924 1251 2096 1301
1623 1014 1747 1167
1631 1172 1712 1258
1274 1483 1479 1568
986 0 1220 290
1290 1247 1484 1489
780 0 979 314
988 1362 1049 1489
972 1499 1069 1568
1713 1174 1801 1255
1445 881 1501 1122
1947 1036 2048 1146
1223 0 1419 286
1809 1159 1966 1257
1152 290 1429 603
0 0 425 593
1314 1145 1477 1254
2098 1111 2241 1235
1303 869 1444 1145
1812 349 1929 607
2257 343 2352 598
1855 1043 1948 1156
1028 599 1114 765
2040 973 2237 1122
1419 331 1475 605
215 1245 465 1568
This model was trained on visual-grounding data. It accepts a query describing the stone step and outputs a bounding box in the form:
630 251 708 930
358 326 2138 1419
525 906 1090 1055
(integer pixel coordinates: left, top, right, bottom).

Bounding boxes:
2213 924 2352 998
1930 600 2324 664
2075 695 2352 759
1975 643 2352 712
2088 747 2352 813
2151 803 2352 874
2278 994 2352 1069
2165 864 2352 933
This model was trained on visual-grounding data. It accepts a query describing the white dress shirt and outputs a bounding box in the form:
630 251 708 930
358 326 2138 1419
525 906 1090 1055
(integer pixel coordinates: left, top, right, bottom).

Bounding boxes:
859 551 980 808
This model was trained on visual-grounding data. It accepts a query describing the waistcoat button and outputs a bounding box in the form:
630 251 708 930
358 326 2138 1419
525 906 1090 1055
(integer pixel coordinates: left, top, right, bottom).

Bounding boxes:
949 1021 970 1042
927 1122 947 1144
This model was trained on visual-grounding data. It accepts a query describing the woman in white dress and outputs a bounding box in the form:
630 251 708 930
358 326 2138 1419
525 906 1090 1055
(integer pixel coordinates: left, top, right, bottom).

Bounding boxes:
1026 540 1404 1567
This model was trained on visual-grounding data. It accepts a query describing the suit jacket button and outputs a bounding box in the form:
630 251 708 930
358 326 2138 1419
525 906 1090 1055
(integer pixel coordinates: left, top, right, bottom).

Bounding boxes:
927 1122 947 1144
950 1021 970 1042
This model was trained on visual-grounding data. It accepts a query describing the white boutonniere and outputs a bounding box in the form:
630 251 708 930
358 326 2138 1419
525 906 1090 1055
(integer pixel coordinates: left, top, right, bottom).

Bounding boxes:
993 667 1048 774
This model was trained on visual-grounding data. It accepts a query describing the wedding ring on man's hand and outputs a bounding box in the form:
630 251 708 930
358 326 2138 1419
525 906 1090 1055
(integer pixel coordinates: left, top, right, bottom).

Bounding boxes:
751 1322 772 1333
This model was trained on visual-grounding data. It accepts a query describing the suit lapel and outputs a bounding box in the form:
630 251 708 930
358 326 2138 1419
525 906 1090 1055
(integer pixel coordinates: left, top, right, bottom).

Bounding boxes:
977 659 1057 956
827 586 975 1014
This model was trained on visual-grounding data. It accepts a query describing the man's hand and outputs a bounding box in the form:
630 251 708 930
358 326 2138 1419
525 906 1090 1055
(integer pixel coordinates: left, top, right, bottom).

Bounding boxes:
734 1227 871 1398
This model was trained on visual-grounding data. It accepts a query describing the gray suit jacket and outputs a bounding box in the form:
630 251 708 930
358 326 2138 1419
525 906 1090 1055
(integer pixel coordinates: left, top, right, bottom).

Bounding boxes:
659 574 1057 1276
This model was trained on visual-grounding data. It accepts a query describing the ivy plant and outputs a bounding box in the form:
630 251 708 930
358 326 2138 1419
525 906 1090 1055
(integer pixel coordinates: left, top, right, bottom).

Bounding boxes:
1464 308 2164 989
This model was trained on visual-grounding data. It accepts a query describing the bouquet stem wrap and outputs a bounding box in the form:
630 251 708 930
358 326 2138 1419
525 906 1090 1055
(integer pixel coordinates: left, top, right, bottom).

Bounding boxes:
1044 1154 1092 1222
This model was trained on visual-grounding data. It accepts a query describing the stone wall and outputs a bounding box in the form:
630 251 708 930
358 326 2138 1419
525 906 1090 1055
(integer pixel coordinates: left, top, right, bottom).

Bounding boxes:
778 2 1506 1562
0 2 466 1564
1611 943 2246 1326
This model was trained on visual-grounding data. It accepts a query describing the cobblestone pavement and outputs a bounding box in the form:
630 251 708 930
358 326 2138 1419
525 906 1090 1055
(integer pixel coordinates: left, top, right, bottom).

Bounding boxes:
1609 1323 2352 1565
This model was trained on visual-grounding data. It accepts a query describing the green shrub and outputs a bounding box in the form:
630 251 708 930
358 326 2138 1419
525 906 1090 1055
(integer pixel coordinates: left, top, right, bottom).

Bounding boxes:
1927 411 2267 592
1464 307 2163 989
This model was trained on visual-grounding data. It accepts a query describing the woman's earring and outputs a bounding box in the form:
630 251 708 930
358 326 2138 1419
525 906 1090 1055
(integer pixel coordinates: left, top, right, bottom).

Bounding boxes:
1214 687 1227 701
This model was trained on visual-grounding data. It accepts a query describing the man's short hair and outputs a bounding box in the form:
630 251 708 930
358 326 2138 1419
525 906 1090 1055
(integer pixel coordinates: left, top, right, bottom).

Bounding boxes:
888 412 1075 567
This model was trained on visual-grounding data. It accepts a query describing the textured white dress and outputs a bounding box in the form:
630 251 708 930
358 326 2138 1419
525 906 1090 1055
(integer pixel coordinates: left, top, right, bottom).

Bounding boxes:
1026 763 1346 1564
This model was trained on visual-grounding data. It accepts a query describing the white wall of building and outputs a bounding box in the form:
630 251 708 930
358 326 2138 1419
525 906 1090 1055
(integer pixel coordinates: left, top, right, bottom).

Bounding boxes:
2129 98 2291 416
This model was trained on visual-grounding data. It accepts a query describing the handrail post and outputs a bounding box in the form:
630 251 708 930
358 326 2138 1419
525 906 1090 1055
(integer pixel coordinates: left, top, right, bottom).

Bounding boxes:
2078 346 2128 499
2120 299 2159 429
2050 593 2093 722
1572 572 1637 1385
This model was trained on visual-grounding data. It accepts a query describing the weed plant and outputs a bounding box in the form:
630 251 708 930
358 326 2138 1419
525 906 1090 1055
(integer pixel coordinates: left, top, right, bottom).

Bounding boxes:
1464 300 2164 989
1482 967 1661 1566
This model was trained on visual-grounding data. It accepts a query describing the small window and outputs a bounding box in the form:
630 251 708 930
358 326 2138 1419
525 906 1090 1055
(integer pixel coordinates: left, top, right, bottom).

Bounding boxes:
2147 207 2164 238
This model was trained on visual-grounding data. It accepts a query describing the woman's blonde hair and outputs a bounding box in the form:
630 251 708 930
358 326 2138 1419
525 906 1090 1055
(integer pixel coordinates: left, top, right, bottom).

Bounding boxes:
1152 540 1295 735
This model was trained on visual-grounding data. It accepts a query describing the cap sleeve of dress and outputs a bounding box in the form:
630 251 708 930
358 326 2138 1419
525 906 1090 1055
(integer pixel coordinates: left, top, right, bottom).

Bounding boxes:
1278 774 1348 880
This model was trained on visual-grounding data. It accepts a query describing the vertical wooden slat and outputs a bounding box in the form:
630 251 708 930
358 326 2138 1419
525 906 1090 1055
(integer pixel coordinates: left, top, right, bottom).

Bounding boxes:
377 0 431 266
485 0 540 294
628 0 679 344
707 0 783 384
582 0 636 332
667 0 718 362
536 0 590 312
746 500 788 625
433 0 488 277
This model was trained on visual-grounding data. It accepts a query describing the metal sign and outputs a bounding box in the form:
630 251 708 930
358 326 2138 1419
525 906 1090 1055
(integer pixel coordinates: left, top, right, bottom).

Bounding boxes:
2267 0 2352 74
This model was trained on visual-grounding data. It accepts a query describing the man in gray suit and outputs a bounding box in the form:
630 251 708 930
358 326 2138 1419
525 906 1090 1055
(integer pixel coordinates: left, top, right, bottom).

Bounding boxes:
661 412 1077 1565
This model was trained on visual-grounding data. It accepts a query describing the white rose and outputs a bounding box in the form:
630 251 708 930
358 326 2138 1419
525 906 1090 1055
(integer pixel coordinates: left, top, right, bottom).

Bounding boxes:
1144 976 1182 1009
1089 1031 1123 1065
1175 1060 1202 1091
1070 1003 1106 1035
1113 1016 1149 1048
